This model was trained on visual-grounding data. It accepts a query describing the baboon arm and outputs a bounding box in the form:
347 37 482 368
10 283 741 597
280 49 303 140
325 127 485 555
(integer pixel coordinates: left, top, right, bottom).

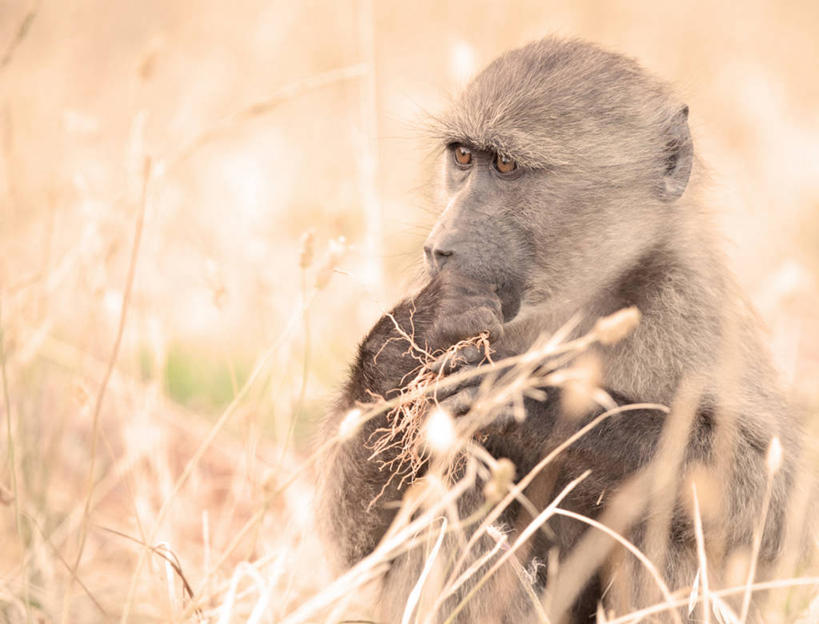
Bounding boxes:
318 283 441 568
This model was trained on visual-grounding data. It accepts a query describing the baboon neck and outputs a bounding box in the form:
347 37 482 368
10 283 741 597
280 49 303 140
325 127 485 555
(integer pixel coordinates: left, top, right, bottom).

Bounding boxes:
503 239 728 405
609 244 701 311
598 242 725 404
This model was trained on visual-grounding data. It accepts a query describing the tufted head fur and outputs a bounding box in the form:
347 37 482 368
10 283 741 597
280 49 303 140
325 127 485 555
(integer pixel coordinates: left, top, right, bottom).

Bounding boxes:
433 37 691 196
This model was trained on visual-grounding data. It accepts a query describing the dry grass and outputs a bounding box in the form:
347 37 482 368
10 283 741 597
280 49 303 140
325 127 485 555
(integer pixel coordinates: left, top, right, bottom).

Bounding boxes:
1 1 818 622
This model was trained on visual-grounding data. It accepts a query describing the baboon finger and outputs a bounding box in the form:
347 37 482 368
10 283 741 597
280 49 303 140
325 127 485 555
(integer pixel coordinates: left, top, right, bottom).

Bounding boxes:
430 365 480 402
430 306 503 347
437 386 479 417
427 344 485 375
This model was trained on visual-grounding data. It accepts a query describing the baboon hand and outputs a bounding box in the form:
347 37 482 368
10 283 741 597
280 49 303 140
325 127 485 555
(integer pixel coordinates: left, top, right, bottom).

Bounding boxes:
425 343 494 405
420 273 504 419
425 271 504 352
436 385 517 432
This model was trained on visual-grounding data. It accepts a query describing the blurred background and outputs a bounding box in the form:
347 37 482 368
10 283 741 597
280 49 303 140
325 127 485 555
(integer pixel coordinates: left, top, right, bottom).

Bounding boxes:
1 0 817 621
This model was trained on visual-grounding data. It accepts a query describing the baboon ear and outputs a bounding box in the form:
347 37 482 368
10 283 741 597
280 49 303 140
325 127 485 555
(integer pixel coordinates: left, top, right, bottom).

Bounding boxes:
659 105 693 202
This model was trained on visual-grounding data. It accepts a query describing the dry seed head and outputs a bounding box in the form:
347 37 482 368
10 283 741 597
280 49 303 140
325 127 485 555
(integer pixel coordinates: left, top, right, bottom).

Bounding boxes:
766 436 783 475
493 457 516 484
560 352 603 419
403 476 432 507
425 407 456 456
338 407 363 440
314 236 347 290
205 258 227 308
261 469 277 496
0 482 13 505
483 457 516 504
299 230 315 269
73 382 91 408
593 306 641 345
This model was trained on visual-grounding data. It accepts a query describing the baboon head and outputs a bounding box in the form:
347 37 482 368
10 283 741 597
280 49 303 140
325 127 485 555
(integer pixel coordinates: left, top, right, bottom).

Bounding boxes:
424 37 693 322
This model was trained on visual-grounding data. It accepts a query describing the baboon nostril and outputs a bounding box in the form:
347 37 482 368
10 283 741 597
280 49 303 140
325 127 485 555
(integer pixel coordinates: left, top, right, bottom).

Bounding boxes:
434 247 454 268
424 244 454 269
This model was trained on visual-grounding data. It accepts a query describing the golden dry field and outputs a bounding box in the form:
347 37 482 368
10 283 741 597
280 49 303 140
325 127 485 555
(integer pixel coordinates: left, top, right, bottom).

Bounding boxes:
0 1 818 622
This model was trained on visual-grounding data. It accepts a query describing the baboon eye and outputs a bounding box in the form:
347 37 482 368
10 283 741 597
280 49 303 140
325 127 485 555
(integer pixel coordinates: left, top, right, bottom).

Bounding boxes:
494 153 517 174
453 144 473 166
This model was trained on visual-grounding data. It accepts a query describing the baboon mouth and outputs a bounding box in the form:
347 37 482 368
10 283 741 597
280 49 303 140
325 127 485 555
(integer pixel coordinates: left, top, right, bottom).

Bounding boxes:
498 282 522 323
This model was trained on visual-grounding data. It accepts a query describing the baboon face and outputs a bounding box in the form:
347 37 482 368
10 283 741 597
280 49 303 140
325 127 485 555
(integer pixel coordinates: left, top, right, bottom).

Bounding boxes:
424 144 534 322
425 38 693 321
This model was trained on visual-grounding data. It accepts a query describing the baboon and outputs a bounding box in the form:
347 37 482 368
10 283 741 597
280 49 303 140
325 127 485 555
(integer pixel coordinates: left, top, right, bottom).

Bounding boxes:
316 37 800 623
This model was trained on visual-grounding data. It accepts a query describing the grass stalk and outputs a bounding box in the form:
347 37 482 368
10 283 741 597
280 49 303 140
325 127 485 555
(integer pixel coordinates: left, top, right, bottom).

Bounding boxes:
1 296 30 621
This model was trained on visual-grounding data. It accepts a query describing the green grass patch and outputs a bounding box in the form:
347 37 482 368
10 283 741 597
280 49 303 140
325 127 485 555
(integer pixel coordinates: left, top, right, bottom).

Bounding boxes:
163 342 250 412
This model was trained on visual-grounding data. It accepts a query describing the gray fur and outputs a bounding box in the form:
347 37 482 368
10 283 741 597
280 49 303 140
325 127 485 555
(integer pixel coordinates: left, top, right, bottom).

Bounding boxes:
317 36 801 623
